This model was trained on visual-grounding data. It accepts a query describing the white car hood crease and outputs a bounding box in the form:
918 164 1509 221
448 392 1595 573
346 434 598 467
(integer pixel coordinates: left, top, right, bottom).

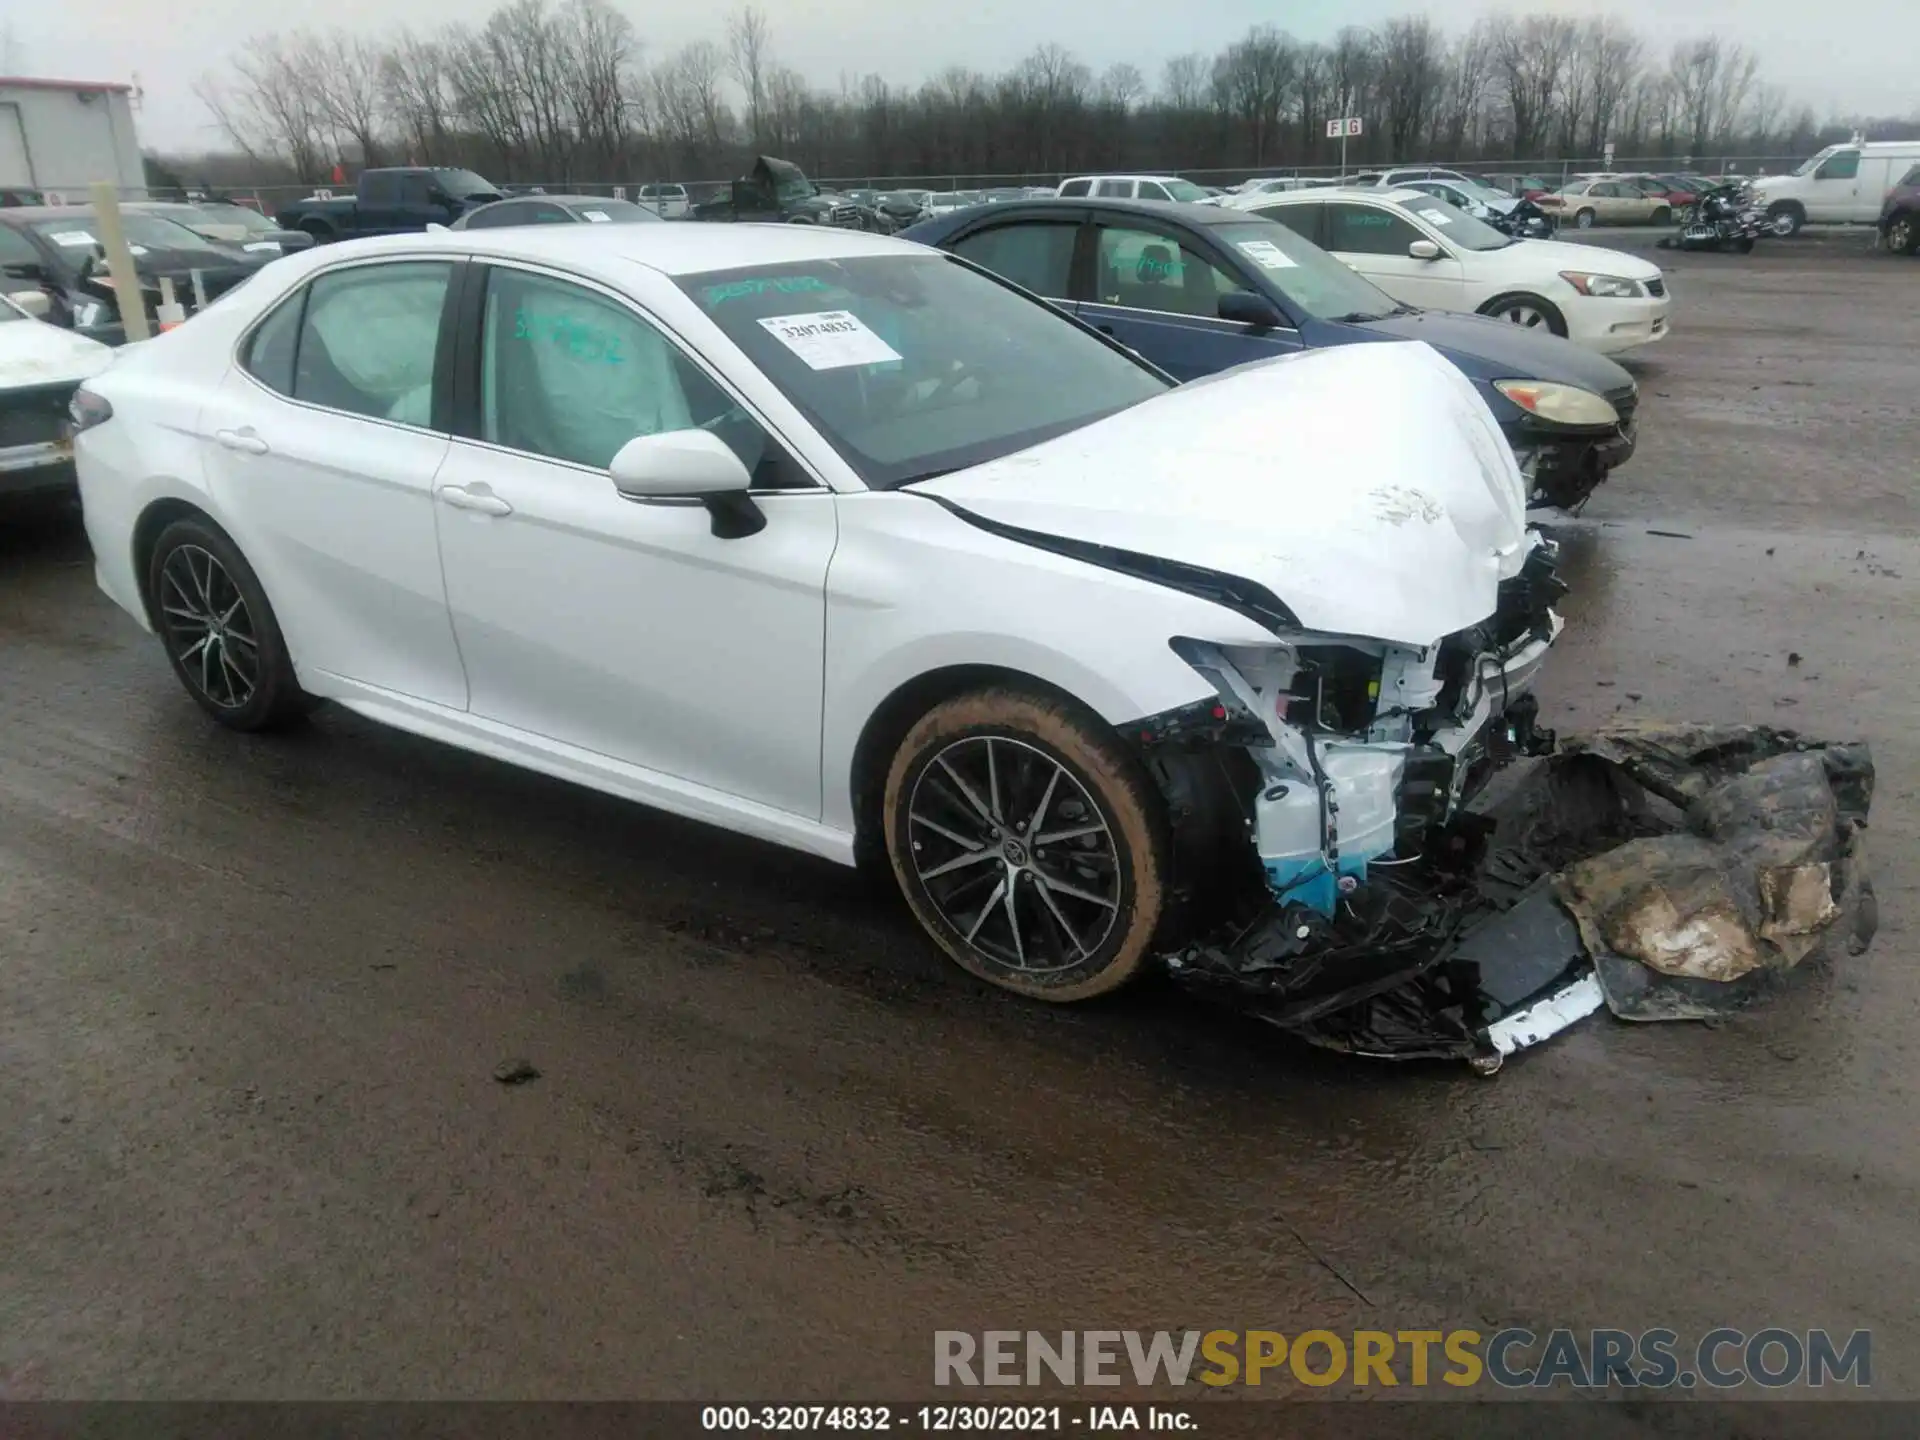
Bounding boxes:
911 342 1531 648
1509 238 1663 280
0 320 114 390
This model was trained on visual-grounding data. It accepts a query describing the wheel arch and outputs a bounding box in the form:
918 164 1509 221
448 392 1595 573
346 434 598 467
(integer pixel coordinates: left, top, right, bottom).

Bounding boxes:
131 496 220 629
847 663 1105 875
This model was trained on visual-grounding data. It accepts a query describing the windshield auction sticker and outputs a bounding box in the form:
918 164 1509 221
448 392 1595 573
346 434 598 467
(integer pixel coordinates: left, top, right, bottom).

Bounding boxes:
1236 239 1298 268
757 310 902 369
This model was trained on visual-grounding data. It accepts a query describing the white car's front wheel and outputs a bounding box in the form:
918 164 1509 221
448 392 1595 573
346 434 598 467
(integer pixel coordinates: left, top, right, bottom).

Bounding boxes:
883 688 1169 1002
1479 293 1568 337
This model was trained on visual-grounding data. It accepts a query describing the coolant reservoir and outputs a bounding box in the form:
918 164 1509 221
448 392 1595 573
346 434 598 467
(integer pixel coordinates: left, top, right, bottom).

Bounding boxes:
1256 746 1406 915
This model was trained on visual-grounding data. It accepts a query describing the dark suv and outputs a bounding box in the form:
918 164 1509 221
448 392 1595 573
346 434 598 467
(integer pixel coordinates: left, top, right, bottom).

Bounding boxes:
1880 163 1920 255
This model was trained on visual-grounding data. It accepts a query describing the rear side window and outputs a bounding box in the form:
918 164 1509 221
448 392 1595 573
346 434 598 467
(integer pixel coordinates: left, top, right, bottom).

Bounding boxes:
242 289 306 395
1058 179 1091 197
950 222 1077 300
1093 179 1131 198
361 172 400 205
293 261 453 426
464 202 528 230
1257 204 1320 242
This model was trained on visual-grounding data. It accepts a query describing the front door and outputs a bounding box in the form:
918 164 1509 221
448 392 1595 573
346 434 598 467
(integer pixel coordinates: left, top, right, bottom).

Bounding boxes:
430 263 837 818
1079 220 1303 379
196 258 469 708
1806 148 1861 222
1322 201 1466 312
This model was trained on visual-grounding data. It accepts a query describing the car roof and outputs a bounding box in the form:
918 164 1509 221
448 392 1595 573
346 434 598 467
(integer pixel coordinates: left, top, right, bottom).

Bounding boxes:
0 206 99 224
1229 186 1425 208
935 195 1260 228
481 194 636 207
316 221 917 277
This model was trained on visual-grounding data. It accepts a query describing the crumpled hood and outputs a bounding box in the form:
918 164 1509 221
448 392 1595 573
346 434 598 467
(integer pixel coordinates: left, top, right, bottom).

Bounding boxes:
0 318 113 390
909 342 1533 647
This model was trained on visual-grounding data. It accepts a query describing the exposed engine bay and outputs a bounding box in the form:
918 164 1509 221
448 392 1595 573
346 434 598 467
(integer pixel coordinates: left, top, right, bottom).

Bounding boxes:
1139 541 1876 1070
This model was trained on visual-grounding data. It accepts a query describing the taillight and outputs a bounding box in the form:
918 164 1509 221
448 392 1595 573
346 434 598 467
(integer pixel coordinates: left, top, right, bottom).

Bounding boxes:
68 388 113 435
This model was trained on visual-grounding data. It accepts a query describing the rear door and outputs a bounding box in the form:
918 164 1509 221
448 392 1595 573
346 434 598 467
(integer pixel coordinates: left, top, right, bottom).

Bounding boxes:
197 257 469 707
1080 217 1302 379
1852 157 1894 222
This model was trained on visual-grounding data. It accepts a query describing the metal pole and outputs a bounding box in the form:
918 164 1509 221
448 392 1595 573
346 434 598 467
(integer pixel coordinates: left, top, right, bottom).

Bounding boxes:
1340 130 1348 177
87 181 151 343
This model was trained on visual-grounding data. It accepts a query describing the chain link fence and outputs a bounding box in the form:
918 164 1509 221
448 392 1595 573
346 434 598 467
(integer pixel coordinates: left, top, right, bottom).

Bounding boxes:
53 154 1808 216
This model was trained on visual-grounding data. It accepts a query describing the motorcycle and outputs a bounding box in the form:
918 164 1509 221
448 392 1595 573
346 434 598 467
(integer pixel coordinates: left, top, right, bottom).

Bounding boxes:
1660 179 1767 253
1486 196 1555 240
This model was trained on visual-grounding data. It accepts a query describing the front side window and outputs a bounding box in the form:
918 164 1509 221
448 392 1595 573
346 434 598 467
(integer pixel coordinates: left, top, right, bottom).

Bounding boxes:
1323 203 1425 256
478 267 791 484
1900 164 1920 189
360 173 401 205
1817 150 1861 181
1093 224 1249 318
292 261 452 426
950 222 1077 300
399 173 433 206
680 253 1167 489
0 223 40 268
1139 181 1172 201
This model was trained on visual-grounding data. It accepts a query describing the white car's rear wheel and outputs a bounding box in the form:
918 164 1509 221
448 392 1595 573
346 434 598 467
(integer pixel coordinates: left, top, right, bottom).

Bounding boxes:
147 516 310 731
882 688 1169 1002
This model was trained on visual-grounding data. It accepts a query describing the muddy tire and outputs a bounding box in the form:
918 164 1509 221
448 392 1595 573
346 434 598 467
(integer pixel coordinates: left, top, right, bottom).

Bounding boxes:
1650 205 1671 226
1888 213 1918 255
882 687 1170 1002
147 516 311 731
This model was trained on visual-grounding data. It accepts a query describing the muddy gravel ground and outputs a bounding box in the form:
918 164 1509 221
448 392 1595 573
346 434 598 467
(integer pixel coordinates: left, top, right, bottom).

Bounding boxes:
3 245 1918 1404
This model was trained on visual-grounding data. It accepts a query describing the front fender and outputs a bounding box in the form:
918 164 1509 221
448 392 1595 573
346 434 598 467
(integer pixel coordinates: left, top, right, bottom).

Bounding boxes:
820 492 1274 834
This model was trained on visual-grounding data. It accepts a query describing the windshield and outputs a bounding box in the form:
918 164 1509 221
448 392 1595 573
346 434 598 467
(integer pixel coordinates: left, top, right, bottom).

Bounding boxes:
682 254 1168 488
29 213 217 265
1162 180 1210 203
1220 213 1404 321
432 168 498 198
1400 195 1514 250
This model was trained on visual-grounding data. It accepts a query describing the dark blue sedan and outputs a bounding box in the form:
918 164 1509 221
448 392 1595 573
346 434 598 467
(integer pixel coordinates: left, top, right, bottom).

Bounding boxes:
902 197 1638 509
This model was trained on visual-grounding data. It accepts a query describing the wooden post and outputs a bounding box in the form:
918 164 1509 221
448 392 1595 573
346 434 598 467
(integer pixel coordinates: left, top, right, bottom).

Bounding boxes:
88 182 151 343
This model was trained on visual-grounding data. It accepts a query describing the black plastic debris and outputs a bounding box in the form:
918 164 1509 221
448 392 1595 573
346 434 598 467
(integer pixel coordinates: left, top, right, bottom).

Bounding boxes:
1165 723 1876 1067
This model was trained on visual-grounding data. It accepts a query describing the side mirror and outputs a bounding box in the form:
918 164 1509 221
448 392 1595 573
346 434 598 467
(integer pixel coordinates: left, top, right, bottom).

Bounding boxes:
1217 290 1284 330
609 429 765 539
9 288 51 319
1409 239 1442 261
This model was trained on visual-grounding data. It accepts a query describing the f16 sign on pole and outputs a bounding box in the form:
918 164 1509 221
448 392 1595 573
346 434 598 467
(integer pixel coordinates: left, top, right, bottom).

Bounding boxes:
1326 116 1363 176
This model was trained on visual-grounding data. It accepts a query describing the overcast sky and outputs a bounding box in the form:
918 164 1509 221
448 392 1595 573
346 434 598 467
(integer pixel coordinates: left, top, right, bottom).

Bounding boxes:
12 0 1917 153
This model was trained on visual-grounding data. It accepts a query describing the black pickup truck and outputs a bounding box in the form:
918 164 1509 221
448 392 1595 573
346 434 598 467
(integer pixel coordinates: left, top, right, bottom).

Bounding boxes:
275 168 505 242
690 155 878 229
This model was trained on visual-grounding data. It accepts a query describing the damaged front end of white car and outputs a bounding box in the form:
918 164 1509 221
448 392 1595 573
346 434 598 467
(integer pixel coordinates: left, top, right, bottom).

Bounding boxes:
921 342 1875 1068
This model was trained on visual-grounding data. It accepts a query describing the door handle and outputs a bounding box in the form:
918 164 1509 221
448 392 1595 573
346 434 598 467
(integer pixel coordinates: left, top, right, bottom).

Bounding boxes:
438 484 513 516
214 428 270 455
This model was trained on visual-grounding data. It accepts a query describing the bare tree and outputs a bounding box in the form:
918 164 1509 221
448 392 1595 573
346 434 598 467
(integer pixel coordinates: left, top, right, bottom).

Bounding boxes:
1160 53 1209 112
728 6 772 146
1435 20 1496 156
1214 26 1296 166
308 32 390 167
1376 16 1441 158
1494 14 1578 157
381 30 455 164
559 0 639 176
195 36 331 180
1581 19 1642 155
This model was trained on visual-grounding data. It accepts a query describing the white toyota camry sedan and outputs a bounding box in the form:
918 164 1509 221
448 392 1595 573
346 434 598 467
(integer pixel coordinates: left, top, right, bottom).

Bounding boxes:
70 223 1561 1007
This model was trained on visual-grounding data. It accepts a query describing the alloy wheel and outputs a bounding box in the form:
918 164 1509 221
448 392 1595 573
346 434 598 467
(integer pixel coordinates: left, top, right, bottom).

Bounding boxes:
906 735 1122 975
1891 218 1915 254
158 544 260 710
1497 302 1551 330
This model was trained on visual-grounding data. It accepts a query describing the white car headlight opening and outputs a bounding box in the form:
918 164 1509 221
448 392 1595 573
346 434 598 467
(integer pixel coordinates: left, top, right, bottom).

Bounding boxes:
1558 270 1644 299
1493 380 1621 427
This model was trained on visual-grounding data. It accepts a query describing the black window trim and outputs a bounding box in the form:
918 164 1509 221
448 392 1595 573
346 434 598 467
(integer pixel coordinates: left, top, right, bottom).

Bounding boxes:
449 257 832 493
230 254 467 436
